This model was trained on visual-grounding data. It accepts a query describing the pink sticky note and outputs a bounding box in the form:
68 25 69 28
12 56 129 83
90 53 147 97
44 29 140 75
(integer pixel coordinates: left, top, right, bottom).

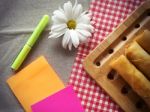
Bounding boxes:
31 86 84 112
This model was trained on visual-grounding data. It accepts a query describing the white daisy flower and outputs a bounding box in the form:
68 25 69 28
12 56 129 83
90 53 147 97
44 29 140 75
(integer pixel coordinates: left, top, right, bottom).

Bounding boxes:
48 0 94 50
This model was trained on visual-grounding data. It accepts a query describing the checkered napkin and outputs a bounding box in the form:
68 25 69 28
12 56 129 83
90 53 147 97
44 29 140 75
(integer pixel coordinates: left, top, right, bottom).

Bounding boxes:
68 0 144 112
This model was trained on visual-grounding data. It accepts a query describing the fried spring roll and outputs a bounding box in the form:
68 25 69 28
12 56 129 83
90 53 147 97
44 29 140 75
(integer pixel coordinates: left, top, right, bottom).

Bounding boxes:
110 55 150 107
125 41 150 80
135 30 150 54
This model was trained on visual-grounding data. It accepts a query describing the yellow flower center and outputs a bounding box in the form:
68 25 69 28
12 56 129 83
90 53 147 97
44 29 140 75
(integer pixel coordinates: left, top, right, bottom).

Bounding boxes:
67 20 76 29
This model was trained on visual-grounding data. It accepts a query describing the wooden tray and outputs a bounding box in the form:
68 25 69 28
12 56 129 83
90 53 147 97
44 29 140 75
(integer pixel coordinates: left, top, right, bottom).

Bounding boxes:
83 1 150 112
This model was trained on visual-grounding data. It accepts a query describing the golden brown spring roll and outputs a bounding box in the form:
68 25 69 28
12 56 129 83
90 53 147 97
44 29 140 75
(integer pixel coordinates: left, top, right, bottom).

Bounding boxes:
135 30 150 54
125 41 150 80
110 55 150 107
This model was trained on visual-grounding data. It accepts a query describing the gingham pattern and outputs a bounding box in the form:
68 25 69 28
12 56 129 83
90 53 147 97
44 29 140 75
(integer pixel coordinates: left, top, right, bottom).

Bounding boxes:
69 0 144 112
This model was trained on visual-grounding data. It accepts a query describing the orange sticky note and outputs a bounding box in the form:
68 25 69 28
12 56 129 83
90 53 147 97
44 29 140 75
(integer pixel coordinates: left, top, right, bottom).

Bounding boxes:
7 56 65 112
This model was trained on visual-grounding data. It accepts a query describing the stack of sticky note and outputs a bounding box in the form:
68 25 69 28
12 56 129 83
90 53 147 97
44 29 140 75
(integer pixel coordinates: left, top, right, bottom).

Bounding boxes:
7 56 84 112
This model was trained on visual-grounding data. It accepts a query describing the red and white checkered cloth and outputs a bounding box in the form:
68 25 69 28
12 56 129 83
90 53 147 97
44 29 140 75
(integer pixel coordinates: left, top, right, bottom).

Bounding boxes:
69 0 144 112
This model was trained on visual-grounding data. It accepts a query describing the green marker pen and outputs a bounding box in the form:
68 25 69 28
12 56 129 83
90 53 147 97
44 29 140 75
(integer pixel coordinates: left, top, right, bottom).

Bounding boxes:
11 15 49 70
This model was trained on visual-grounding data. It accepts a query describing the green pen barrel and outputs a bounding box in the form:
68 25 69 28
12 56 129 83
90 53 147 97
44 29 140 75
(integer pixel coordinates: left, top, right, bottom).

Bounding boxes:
11 15 49 70
11 45 31 70
27 15 49 47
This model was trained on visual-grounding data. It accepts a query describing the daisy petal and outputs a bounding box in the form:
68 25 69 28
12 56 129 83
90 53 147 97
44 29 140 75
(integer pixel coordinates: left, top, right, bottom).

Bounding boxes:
59 6 64 13
49 29 66 38
76 23 93 32
64 1 72 19
76 29 91 38
52 16 61 24
73 0 78 10
62 29 70 49
77 14 90 24
53 10 67 22
51 24 67 32
73 4 83 19
70 30 79 48
76 31 87 42
68 39 72 50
